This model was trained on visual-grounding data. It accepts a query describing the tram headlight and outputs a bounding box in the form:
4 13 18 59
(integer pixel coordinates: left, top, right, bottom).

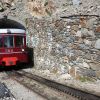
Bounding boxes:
22 49 25 52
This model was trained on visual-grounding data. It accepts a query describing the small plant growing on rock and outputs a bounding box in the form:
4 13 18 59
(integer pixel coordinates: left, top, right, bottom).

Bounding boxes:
79 76 95 82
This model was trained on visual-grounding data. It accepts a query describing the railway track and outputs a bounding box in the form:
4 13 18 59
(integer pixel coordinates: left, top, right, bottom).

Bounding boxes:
7 70 100 100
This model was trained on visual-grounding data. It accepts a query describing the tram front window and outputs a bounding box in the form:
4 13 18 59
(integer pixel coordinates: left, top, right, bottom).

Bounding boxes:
15 36 24 47
4 36 14 48
0 36 3 47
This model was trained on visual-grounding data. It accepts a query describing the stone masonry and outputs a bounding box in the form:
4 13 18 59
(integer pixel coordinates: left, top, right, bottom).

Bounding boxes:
26 0 100 80
0 0 100 80
26 15 100 79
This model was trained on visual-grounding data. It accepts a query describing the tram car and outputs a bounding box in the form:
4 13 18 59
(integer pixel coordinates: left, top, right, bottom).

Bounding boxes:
0 29 28 66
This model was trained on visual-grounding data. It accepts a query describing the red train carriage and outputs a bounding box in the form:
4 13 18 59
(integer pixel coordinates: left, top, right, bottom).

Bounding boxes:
0 29 28 66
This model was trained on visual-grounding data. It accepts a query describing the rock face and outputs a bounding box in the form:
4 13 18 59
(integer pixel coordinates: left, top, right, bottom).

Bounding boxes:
0 0 100 80
26 15 100 79
25 0 100 80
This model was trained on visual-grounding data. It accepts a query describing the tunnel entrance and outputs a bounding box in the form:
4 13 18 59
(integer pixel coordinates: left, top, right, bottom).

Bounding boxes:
0 17 34 68
0 18 25 30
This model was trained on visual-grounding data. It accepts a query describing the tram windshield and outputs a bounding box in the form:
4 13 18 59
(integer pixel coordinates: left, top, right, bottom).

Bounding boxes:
0 35 25 48
4 36 14 48
15 36 24 47
0 36 3 47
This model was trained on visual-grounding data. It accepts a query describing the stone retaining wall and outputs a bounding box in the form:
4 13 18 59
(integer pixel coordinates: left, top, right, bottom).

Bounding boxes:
26 16 100 79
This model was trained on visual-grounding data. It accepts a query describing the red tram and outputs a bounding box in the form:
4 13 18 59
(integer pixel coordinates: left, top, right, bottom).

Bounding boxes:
0 29 28 66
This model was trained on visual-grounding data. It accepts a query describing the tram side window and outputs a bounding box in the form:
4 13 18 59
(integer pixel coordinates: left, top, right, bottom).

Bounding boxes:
15 36 24 47
0 36 3 47
4 36 14 48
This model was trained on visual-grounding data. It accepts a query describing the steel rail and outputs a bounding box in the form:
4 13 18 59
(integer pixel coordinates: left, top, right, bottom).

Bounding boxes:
6 71 49 100
9 70 100 100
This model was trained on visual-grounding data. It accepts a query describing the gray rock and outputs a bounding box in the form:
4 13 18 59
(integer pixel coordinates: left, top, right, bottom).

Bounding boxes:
79 44 90 50
0 6 4 12
82 62 90 69
84 54 91 60
84 39 92 46
75 30 82 37
89 62 100 71
95 39 100 49
88 30 95 37
72 0 81 5
75 28 95 38
96 71 100 79
65 36 75 43
79 68 96 77
81 28 89 36
86 18 97 29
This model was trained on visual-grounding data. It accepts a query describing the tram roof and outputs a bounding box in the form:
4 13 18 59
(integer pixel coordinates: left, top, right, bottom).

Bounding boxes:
0 29 25 34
